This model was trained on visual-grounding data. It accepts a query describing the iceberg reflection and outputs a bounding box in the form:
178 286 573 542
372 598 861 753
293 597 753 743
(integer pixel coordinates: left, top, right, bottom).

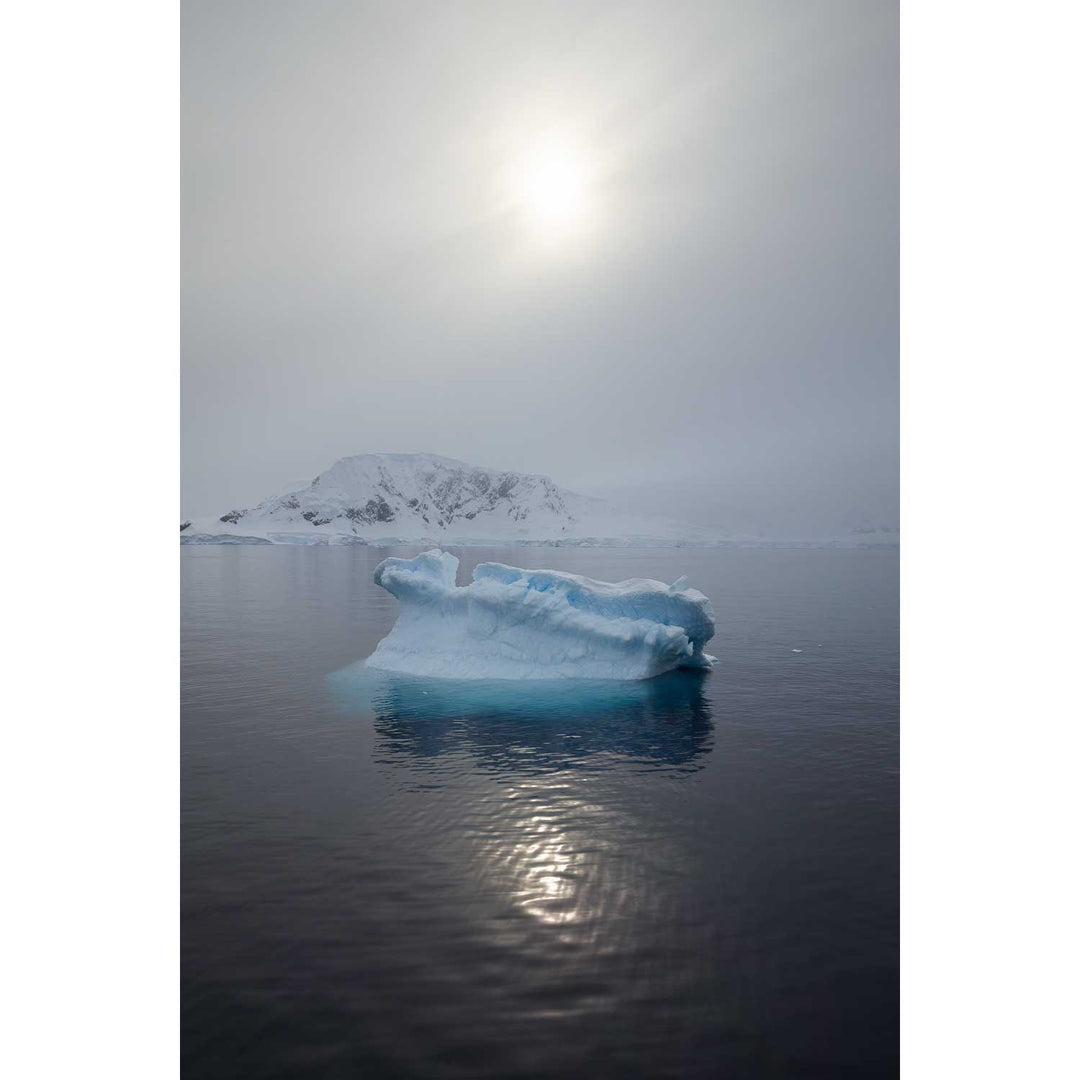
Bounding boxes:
327 664 714 774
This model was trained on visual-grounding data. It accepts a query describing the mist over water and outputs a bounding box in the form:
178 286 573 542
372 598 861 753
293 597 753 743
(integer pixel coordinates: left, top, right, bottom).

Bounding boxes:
182 544 898 1078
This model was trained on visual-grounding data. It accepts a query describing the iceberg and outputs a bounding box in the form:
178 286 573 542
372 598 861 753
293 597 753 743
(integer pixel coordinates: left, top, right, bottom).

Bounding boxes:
366 549 716 681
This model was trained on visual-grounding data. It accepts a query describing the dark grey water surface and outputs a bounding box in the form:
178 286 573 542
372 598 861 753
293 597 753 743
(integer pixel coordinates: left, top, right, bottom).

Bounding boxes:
182 545 898 1079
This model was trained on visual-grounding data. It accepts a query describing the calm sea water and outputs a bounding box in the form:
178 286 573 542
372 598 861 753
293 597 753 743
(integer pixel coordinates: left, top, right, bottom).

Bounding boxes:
182 545 898 1079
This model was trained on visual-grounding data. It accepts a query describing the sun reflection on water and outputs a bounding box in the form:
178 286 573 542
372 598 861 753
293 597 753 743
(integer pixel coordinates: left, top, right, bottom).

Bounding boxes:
507 804 585 926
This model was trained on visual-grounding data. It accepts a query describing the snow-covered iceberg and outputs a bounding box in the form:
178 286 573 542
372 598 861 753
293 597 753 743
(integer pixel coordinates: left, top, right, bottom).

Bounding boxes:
366 549 716 681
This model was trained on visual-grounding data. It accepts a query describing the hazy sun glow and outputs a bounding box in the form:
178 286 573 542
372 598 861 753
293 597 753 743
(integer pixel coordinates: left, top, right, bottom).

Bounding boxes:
501 132 596 246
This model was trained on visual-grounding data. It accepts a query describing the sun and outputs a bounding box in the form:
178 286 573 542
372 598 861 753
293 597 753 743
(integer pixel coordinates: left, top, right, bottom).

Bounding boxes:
526 154 586 225
500 133 595 245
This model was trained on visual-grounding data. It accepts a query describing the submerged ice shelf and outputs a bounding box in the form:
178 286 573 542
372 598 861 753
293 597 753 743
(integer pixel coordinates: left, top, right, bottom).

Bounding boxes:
366 549 716 681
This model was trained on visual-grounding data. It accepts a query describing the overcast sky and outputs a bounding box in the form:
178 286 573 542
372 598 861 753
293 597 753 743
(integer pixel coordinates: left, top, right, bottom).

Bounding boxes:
182 0 897 537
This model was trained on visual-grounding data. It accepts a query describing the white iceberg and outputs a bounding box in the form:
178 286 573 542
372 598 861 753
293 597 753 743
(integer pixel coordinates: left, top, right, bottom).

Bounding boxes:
366 549 716 681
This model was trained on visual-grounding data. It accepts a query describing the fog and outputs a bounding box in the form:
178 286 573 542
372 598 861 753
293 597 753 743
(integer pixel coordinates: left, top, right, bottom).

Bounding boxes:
182 0 897 538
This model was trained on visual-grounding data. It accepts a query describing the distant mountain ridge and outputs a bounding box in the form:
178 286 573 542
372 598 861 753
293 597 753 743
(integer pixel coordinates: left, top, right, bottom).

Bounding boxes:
181 452 707 545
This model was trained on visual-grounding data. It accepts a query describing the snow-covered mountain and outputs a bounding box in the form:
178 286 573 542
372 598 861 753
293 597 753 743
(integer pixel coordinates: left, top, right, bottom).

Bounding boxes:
181 452 709 545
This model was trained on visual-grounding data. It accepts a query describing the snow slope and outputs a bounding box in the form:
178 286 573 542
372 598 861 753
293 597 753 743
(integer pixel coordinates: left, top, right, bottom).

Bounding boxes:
181 452 709 545
366 549 716 680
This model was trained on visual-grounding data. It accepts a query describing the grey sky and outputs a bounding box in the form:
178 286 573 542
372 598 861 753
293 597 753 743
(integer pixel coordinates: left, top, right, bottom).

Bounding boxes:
182 0 897 537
